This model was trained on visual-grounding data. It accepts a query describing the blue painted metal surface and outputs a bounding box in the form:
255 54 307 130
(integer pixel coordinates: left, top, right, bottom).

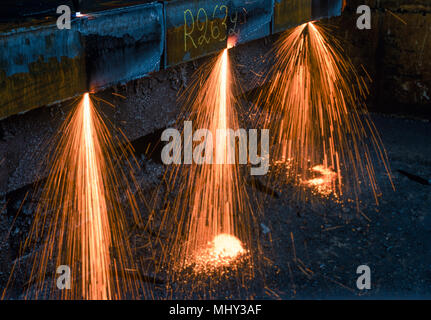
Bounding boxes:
164 0 273 67
232 0 273 45
0 0 344 119
328 0 343 18
79 3 164 90
312 0 343 20
0 24 82 77
0 1 75 22
0 21 86 119
0 2 164 119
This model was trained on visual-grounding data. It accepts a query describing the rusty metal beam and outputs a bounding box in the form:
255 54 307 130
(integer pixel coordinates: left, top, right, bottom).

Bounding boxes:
0 2 164 120
274 0 312 33
0 0 343 120
164 0 273 67
0 23 86 119
80 3 164 90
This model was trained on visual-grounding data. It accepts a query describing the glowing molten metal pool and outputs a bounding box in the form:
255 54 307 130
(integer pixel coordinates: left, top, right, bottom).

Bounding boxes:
191 234 246 271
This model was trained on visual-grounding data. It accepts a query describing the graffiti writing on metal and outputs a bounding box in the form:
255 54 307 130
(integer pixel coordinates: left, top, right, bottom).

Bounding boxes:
183 5 239 52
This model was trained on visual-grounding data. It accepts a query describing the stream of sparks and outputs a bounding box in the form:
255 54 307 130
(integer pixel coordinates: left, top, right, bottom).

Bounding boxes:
259 22 392 200
24 93 140 299
165 48 250 274
186 49 245 269
79 93 111 299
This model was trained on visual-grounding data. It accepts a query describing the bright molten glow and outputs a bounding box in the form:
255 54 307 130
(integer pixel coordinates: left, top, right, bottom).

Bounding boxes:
258 22 392 200
164 48 252 275
193 234 246 270
80 92 111 299
227 35 238 49
183 48 241 264
212 234 245 260
304 165 338 196
25 93 141 299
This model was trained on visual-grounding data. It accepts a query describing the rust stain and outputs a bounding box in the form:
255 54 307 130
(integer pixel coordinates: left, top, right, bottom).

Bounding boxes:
0 56 86 119
166 16 227 67
274 0 312 33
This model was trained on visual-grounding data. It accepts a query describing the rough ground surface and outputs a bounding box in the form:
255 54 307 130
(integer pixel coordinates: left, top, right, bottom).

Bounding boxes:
258 114 431 299
1 111 430 299
1 2 431 298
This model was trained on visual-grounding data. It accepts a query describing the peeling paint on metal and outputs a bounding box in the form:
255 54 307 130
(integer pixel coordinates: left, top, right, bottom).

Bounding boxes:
274 0 312 33
79 3 164 89
0 0 342 120
0 25 82 77
165 0 273 67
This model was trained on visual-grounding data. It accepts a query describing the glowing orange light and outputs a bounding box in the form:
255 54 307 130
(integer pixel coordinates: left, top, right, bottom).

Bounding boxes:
304 165 339 197
212 234 245 260
192 234 246 271
162 48 253 278
227 35 238 49
75 12 92 18
182 48 243 263
23 93 141 299
258 22 393 201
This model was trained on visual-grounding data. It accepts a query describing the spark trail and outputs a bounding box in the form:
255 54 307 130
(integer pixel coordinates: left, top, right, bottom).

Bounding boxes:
259 22 392 200
23 93 141 299
163 49 254 277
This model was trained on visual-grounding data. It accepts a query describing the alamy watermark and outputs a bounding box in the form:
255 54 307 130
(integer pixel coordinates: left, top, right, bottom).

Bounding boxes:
357 5 371 30
56 265 71 290
56 5 71 30
356 265 371 290
161 121 269 176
